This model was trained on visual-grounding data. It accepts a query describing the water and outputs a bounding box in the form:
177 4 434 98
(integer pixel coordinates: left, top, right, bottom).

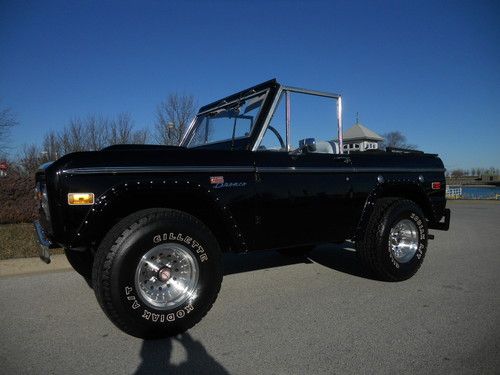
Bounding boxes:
458 186 500 199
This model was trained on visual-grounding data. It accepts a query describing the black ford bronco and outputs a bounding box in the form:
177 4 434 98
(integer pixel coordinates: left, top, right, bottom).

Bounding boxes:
35 79 450 339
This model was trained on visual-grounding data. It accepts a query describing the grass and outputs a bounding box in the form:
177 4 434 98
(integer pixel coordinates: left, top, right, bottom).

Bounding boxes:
0 223 63 260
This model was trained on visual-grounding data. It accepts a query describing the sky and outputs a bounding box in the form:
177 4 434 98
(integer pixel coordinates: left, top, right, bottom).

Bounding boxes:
1 0 499 170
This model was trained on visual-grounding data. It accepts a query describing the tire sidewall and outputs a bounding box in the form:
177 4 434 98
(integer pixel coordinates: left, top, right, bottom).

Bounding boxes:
107 215 221 336
377 202 428 279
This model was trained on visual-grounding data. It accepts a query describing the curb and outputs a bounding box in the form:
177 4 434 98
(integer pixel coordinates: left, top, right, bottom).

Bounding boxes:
0 254 72 278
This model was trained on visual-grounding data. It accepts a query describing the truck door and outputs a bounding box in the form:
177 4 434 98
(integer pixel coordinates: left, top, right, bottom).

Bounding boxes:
254 151 353 249
252 89 353 250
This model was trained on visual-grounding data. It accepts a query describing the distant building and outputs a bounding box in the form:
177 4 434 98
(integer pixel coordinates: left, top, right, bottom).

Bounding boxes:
340 122 384 152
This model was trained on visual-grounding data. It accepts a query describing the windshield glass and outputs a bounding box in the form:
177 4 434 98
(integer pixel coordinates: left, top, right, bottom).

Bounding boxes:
185 91 267 148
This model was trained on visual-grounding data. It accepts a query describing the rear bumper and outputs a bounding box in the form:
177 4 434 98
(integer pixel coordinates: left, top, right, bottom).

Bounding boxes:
429 208 451 231
34 220 58 264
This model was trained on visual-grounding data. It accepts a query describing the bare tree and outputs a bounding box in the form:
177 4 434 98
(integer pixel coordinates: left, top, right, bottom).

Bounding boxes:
58 118 87 154
381 131 417 150
0 105 18 157
107 113 134 145
41 130 61 161
12 112 148 174
18 144 43 174
50 113 148 156
85 114 109 151
131 128 149 144
450 169 465 177
154 94 196 145
106 113 149 145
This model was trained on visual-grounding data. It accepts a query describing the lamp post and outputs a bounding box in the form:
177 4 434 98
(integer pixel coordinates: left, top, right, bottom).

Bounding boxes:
167 122 175 145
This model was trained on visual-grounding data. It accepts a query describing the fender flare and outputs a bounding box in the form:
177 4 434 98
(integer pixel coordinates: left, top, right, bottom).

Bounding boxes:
354 179 432 242
71 178 248 252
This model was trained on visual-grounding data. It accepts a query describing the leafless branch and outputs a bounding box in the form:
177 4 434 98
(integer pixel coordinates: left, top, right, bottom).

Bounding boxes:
381 131 417 150
154 94 196 145
0 105 18 156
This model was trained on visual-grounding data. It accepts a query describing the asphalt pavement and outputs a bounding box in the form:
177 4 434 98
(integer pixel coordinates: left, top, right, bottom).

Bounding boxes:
1 201 499 374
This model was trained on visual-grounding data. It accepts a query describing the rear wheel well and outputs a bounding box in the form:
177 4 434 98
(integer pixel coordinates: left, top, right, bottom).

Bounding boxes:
378 187 433 222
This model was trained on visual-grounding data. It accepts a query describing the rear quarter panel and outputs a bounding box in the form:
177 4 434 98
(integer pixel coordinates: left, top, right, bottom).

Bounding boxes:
348 152 446 236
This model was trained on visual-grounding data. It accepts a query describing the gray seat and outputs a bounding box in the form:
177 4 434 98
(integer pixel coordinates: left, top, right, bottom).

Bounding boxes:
313 140 334 154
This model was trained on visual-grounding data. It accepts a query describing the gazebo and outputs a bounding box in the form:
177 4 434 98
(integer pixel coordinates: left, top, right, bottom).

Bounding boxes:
341 122 384 152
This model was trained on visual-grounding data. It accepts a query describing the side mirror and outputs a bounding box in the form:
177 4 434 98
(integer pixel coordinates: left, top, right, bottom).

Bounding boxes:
299 138 317 153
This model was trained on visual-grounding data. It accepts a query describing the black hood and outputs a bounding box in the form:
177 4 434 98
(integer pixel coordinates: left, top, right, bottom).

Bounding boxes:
101 144 185 152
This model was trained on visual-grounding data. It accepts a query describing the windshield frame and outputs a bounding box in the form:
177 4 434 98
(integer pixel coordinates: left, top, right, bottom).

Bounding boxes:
182 88 270 149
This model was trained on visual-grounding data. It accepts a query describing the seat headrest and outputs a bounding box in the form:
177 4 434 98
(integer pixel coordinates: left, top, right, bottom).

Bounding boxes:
314 141 334 154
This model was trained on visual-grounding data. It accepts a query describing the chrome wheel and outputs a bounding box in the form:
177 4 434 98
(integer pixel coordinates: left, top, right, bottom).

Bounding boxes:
389 219 419 263
134 243 199 310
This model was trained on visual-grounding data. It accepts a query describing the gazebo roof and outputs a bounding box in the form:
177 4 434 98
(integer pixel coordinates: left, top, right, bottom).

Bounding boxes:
343 123 384 141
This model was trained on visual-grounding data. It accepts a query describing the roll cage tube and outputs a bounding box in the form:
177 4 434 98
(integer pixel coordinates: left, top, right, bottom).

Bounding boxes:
253 85 343 153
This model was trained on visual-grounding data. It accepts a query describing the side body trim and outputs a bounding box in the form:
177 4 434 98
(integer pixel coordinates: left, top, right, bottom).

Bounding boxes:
63 166 256 175
62 166 445 175
257 167 444 173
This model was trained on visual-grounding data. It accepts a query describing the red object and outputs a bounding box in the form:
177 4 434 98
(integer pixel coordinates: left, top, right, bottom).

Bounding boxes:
210 176 224 184
431 182 442 190
0 161 8 171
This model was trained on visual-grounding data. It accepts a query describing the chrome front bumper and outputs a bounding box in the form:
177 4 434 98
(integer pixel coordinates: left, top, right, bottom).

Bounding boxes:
34 220 57 264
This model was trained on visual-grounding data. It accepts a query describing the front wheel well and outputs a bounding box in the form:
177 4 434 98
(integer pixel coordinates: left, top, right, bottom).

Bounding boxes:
86 192 238 253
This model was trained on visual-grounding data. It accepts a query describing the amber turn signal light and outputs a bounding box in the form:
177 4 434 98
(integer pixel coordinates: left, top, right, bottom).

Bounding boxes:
68 193 94 205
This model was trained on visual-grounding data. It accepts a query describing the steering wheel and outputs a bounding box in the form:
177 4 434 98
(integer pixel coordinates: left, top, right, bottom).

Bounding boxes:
267 125 286 150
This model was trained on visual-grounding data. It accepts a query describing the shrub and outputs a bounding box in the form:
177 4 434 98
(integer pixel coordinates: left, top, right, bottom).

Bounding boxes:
0 172 37 224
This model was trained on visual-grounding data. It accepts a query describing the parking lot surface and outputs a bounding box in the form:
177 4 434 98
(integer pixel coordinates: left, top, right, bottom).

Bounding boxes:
1 201 499 374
